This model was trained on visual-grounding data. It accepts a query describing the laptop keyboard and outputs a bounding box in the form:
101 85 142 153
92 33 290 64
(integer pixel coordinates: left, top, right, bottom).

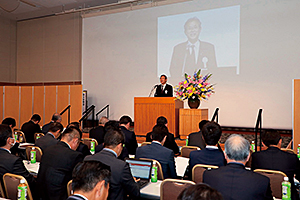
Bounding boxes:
138 180 149 189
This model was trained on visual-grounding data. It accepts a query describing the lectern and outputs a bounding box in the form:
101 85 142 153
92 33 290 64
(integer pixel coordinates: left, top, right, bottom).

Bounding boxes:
134 97 183 137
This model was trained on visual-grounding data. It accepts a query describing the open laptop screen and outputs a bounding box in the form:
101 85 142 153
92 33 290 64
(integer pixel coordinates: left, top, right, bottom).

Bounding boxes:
126 159 152 180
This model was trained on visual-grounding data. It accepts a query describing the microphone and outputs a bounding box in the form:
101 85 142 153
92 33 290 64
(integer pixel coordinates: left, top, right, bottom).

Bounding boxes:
149 85 158 97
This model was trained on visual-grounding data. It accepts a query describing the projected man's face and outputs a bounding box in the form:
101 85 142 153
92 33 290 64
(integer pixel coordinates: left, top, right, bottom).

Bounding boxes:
185 20 201 43
160 76 167 85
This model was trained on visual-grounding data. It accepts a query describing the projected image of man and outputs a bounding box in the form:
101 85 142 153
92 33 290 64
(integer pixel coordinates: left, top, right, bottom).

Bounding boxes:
170 17 217 77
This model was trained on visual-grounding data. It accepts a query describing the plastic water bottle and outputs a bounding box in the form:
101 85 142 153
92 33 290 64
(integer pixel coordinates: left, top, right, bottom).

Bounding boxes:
90 141 95 154
14 132 18 140
151 162 158 183
30 147 36 164
251 141 255 152
18 179 27 200
36 134 41 140
186 136 188 146
282 176 291 200
297 144 300 158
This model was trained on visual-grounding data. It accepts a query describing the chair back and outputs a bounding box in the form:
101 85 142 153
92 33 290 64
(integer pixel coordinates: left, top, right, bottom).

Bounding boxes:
14 131 26 143
160 179 195 200
82 138 99 149
139 158 164 180
25 146 43 162
141 142 151 147
180 146 199 158
254 169 287 199
67 180 73 197
34 132 44 141
192 164 218 183
3 173 33 200
0 182 4 198
281 148 295 154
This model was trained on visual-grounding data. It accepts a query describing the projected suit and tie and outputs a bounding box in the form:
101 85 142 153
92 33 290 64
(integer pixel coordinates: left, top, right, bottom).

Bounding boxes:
169 17 217 77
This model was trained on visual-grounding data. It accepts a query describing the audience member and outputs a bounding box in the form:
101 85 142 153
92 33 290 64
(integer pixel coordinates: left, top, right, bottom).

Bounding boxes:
119 115 138 155
251 129 300 200
146 116 179 155
177 183 223 200
189 122 226 179
37 127 84 200
89 116 109 144
42 113 62 134
187 120 209 149
84 129 140 200
35 122 63 152
203 134 273 200
136 124 177 179
67 161 111 200
21 114 42 143
1 117 16 129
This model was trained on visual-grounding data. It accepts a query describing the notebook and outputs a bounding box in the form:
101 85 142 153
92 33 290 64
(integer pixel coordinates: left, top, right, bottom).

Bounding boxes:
126 158 153 188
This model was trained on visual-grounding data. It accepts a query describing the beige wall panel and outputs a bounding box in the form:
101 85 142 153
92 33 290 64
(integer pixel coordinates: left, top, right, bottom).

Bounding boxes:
70 85 82 122
20 87 33 128
45 86 57 126
4 86 19 128
33 86 44 124
294 79 300 151
0 86 3 121
57 85 69 126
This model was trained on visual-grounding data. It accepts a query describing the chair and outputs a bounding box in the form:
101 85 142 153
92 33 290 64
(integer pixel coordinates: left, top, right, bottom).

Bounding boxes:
0 182 4 198
34 132 44 141
180 146 199 158
281 148 295 154
254 169 287 199
25 146 43 162
141 142 151 147
139 158 164 180
67 180 73 197
82 138 98 149
3 173 33 200
192 164 218 183
14 131 26 143
160 179 195 200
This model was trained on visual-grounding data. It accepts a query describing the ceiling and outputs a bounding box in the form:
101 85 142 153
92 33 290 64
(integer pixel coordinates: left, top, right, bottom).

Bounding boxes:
0 0 119 21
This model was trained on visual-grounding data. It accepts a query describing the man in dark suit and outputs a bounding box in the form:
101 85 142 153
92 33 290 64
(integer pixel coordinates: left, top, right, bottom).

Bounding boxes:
187 120 209 149
0 124 36 197
154 74 173 97
189 121 226 179
21 114 43 143
203 134 273 200
66 161 111 200
169 17 217 78
35 122 63 152
41 113 62 134
136 124 177 179
146 116 179 155
89 116 109 144
119 115 138 155
37 127 84 200
251 130 300 200
84 129 140 200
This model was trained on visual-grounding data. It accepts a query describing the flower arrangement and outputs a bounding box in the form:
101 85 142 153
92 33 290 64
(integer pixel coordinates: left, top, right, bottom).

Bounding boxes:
174 69 215 101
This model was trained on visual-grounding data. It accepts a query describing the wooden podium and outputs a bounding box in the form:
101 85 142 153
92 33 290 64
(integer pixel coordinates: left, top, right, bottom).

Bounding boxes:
134 97 183 137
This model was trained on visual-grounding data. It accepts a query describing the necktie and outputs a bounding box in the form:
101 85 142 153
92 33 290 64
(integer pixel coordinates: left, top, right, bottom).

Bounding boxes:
161 85 164 94
184 44 196 74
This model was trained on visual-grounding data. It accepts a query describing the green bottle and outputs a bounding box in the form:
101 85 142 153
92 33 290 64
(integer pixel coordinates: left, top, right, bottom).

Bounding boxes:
36 134 40 140
186 136 188 146
30 147 36 164
282 177 291 200
90 141 95 154
297 144 300 158
151 162 157 183
251 141 255 152
18 179 27 200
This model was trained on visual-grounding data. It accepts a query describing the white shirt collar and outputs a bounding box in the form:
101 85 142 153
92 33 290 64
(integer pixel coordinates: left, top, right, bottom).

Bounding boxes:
103 148 118 157
152 141 162 145
47 132 55 138
73 193 88 200
0 147 11 153
205 145 219 150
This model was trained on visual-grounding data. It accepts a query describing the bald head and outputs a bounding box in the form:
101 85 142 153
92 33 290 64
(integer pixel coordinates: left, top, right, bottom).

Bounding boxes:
225 134 250 162
52 113 62 123
99 117 109 126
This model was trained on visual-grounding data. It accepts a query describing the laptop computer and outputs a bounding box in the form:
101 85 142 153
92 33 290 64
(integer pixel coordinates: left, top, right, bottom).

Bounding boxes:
125 158 153 188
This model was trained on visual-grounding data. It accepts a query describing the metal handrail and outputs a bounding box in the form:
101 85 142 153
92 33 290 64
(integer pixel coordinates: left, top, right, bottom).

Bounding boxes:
60 105 71 125
96 105 109 121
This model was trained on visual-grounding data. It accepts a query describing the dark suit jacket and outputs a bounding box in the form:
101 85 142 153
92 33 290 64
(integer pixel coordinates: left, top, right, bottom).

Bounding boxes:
84 149 140 200
37 141 83 200
89 126 105 144
21 120 42 143
120 126 138 155
146 131 179 155
95 143 129 160
136 142 177 179
203 163 273 200
76 142 91 158
251 147 300 200
41 121 52 134
35 133 58 153
188 131 206 149
170 40 217 78
154 84 173 97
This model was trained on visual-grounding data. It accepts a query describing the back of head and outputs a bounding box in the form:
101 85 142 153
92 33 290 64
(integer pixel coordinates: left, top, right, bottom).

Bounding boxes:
151 124 168 142
1 117 16 128
199 120 209 130
72 161 111 193
31 114 41 123
49 122 64 133
177 183 223 200
104 120 120 132
52 113 62 122
261 129 281 147
62 127 81 142
99 116 109 125
0 124 13 147
67 122 80 129
225 134 250 162
104 129 124 148
202 122 222 145
156 116 167 125
119 115 132 125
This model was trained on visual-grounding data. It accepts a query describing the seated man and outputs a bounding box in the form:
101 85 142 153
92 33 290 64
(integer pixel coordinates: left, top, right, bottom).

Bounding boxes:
136 124 177 179
84 129 140 200
119 115 138 155
89 116 109 144
42 113 62 134
67 161 111 200
177 183 223 200
203 134 273 200
37 127 84 200
187 120 209 149
251 129 300 200
2 117 19 155
189 121 226 179
146 116 179 155
21 114 43 143
35 122 63 152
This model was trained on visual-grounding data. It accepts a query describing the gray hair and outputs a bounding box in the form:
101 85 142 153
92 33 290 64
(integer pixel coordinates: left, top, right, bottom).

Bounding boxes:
99 116 109 125
225 134 250 162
